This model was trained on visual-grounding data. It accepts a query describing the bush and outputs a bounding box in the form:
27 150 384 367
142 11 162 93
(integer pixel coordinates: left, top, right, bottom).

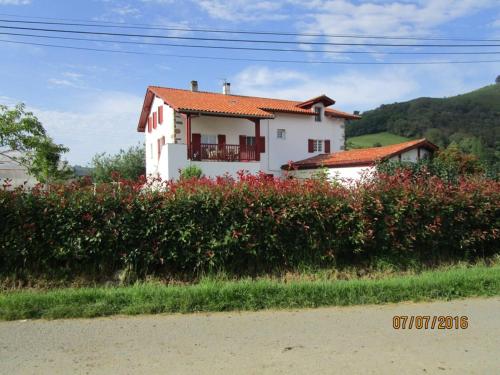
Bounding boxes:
0 172 499 281
376 146 486 183
180 164 203 179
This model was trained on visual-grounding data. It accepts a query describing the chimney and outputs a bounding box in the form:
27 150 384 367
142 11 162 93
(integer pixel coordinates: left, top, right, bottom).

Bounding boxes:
222 82 231 95
353 110 360 115
190 80 198 92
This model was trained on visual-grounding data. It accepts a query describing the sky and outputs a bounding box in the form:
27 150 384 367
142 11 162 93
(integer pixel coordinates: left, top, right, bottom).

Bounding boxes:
0 0 499 165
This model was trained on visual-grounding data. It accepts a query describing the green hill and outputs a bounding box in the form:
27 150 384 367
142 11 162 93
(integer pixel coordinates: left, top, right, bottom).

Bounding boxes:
346 83 500 174
346 132 410 149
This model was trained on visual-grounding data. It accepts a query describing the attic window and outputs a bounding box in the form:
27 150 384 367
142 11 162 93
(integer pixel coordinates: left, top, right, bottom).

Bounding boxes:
314 107 322 122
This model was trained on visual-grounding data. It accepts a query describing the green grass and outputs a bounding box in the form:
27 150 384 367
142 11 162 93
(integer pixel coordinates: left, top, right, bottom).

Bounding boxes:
1 265 499 320
346 132 411 149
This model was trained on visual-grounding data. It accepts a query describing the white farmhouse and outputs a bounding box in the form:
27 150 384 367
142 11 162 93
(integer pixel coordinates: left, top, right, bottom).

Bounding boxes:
137 81 360 180
284 139 438 181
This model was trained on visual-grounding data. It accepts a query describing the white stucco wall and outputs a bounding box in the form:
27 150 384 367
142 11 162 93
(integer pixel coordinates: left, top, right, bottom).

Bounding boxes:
286 166 374 182
145 95 175 176
192 161 261 179
328 166 375 181
388 147 431 162
157 143 188 181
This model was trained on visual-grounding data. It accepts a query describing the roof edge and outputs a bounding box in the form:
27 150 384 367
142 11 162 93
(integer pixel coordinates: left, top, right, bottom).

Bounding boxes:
296 95 336 109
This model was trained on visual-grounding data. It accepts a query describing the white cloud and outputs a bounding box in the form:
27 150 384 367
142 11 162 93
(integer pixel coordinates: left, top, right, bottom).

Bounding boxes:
47 72 87 89
297 0 497 38
31 91 144 165
235 66 308 87
232 63 493 112
140 0 174 3
196 0 288 21
0 0 30 4
112 4 140 16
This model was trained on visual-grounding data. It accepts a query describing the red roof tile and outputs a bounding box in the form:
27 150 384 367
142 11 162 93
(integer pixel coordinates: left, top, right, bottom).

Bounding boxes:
137 86 360 131
284 139 438 169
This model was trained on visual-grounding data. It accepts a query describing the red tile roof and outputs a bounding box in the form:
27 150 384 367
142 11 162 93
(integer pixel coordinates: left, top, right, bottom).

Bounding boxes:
138 86 360 131
284 139 438 170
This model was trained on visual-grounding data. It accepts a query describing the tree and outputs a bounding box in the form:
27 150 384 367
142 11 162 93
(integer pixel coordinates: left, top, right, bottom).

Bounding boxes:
433 143 484 178
0 103 71 183
91 144 145 182
496 75 500 84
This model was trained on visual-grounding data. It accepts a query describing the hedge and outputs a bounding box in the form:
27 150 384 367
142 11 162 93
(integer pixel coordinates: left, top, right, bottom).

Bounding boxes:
1 171 499 279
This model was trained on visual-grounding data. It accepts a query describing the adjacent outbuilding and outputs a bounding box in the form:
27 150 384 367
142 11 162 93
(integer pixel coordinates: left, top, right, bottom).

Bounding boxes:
283 138 438 181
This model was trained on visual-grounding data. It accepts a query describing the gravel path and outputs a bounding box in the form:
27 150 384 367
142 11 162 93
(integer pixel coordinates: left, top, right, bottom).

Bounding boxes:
1 298 499 374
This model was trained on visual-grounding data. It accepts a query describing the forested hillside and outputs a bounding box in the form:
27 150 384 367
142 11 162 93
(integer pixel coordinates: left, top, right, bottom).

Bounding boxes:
346 83 500 175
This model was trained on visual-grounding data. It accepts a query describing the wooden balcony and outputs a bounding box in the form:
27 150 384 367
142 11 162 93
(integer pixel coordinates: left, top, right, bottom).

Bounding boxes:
189 143 257 162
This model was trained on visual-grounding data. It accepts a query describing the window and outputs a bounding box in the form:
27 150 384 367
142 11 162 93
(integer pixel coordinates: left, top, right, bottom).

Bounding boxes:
201 134 217 144
313 139 323 152
245 136 256 146
308 139 324 152
277 129 286 139
314 106 322 122
150 143 153 159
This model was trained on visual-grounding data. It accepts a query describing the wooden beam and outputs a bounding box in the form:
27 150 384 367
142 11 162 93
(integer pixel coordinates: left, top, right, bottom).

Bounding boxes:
182 113 192 159
254 119 260 161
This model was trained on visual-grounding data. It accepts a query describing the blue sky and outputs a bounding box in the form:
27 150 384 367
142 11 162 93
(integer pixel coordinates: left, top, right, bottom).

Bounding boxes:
0 0 499 165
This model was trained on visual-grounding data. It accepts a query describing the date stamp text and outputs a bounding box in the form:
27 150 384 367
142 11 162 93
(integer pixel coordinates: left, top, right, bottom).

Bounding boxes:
393 315 468 330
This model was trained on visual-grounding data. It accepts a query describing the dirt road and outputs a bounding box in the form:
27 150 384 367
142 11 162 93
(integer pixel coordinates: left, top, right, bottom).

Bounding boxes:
1 298 499 374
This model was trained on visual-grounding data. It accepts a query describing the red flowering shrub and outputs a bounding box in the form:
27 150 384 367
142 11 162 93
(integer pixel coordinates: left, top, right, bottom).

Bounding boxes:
0 171 498 280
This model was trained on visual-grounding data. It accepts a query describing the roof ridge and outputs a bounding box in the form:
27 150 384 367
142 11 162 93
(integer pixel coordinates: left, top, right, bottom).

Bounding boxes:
148 85 309 104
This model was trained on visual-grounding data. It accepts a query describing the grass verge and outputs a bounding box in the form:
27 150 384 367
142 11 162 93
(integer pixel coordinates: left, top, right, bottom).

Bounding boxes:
1 265 499 320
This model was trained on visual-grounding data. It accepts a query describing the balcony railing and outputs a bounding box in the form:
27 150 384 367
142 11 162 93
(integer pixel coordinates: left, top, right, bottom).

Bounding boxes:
189 143 256 162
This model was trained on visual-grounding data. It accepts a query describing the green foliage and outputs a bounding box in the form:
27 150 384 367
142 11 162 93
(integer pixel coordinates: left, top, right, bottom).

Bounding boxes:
346 132 410 149
346 84 500 176
496 75 500 84
0 103 71 183
1 265 499 320
0 174 498 282
91 144 145 182
377 145 485 183
180 164 203 179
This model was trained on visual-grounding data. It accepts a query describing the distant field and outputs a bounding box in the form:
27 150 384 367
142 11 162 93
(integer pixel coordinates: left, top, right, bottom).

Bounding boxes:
346 132 411 149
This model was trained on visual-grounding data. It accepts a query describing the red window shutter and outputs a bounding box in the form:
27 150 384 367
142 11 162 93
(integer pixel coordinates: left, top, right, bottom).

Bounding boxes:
324 140 331 153
158 106 163 124
239 135 246 148
153 112 157 129
148 117 152 133
192 133 201 146
259 136 265 153
239 135 246 159
308 139 314 153
191 133 201 160
218 134 226 145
